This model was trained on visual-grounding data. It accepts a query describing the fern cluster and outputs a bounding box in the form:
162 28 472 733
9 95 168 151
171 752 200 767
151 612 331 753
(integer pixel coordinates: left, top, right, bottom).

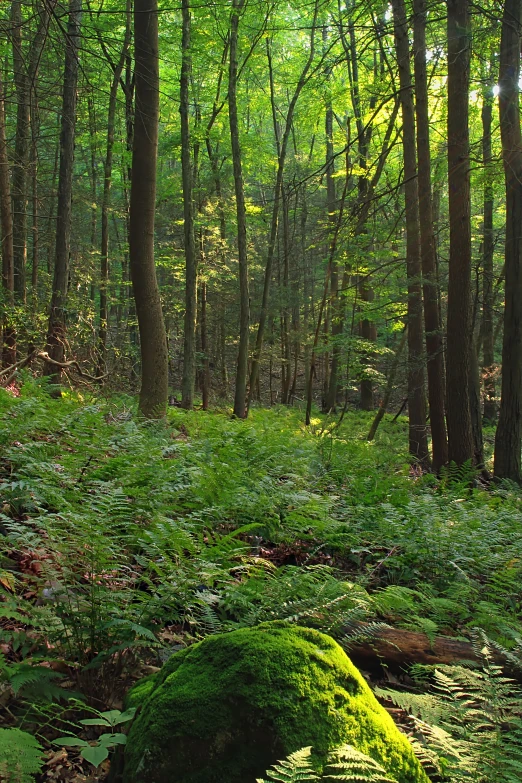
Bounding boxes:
0 728 43 783
378 636 522 783
258 744 396 782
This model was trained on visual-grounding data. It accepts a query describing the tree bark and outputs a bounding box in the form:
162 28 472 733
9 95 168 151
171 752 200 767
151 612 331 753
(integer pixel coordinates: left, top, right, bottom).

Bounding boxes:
343 624 515 678
43 0 82 387
97 4 131 376
11 0 29 304
494 0 522 482
247 17 318 411
0 70 15 367
392 0 430 468
229 0 249 418
482 84 496 423
129 0 168 418
367 327 408 441
180 0 197 410
446 0 474 466
413 0 448 472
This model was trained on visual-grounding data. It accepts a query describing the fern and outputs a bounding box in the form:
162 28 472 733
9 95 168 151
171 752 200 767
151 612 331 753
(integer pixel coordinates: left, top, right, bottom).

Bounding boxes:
257 747 319 782
0 728 43 783
379 638 522 782
258 745 397 783
323 744 396 781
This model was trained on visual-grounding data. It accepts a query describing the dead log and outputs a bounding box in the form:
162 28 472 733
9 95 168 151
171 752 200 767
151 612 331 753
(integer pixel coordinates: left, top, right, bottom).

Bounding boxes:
342 624 518 678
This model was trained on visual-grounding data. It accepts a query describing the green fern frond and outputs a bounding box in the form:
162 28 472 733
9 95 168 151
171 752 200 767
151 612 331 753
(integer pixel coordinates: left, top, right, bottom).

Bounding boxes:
0 728 44 783
323 744 397 781
256 746 319 782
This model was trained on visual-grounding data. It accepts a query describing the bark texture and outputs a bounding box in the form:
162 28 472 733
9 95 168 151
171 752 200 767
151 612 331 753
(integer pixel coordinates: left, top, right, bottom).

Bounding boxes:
229 0 249 418
180 0 197 410
392 0 429 468
494 0 522 482
129 0 168 418
446 0 474 466
413 0 448 471
43 0 82 387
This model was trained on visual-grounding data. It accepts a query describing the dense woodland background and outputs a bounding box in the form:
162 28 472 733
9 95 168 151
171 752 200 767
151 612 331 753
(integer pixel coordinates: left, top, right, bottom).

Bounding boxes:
4 0 522 780
0 0 521 479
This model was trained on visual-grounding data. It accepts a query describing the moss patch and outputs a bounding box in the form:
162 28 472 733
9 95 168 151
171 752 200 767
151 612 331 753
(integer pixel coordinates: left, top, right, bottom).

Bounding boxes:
123 622 430 783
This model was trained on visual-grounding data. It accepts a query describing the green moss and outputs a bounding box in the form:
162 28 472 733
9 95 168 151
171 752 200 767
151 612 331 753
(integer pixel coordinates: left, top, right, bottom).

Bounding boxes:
123 622 430 783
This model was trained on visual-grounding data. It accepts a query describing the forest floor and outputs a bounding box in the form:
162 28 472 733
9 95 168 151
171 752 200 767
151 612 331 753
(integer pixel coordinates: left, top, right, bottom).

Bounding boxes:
1 377 522 781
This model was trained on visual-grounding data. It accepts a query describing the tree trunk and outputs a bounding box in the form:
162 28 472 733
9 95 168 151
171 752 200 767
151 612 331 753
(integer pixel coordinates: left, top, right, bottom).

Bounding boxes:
0 70 15 367
200 279 210 410
180 0 197 410
392 0 430 468
359 278 376 411
247 16 318 410
97 6 131 376
229 0 249 418
446 0 474 466
494 0 522 482
11 0 29 304
367 327 408 441
482 84 496 423
323 91 340 413
413 0 448 472
43 0 82 387
129 0 168 418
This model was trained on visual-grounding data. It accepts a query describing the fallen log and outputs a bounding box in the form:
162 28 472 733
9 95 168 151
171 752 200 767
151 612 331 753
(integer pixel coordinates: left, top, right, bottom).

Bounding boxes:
341 624 518 678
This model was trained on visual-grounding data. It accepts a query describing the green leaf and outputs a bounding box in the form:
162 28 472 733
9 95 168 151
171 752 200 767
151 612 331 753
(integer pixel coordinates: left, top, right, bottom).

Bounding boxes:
79 717 111 726
113 707 136 724
81 744 109 767
99 709 126 726
99 732 127 746
53 736 89 747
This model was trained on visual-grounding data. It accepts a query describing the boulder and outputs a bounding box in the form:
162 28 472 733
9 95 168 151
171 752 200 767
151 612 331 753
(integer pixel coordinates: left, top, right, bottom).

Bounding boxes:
123 622 430 783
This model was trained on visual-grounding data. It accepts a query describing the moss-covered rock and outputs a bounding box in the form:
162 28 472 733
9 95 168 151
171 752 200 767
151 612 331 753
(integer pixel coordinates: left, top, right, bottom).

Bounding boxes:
123 622 430 783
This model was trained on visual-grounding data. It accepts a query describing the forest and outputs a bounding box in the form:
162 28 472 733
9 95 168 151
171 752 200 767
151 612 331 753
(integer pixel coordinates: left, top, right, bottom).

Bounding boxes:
2 0 522 780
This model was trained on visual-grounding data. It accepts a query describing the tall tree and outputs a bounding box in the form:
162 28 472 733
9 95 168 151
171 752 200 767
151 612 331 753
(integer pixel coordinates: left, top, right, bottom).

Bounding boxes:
446 0 474 466
43 0 82 387
229 0 249 418
11 0 29 303
247 13 318 410
128 0 168 418
413 0 448 472
392 0 429 468
97 1 132 375
180 0 197 410
0 70 15 367
482 79 496 424
494 0 522 482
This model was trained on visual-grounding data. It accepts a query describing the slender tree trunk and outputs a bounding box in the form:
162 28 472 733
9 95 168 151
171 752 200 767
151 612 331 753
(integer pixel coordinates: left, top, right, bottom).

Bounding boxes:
323 86 340 413
97 7 131 376
229 0 249 418
0 70 15 367
43 0 82 387
446 0 474 466
11 0 29 304
129 0 168 418
200 279 210 410
392 0 430 468
482 83 496 423
413 0 448 471
494 0 522 481
359 278 375 410
367 327 408 441
180 0 197 409
247 15 318 410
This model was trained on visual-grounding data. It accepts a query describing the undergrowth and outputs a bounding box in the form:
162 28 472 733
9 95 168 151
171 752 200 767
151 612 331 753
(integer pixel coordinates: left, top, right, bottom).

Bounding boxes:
1 379 522 780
